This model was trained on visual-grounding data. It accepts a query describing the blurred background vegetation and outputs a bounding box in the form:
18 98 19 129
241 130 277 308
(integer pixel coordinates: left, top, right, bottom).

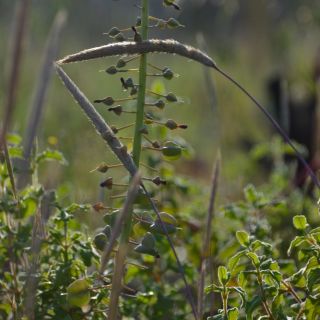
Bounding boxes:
1 0 320 204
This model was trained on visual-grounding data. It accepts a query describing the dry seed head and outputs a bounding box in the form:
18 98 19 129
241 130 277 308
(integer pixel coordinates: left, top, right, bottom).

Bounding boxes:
94 96 114 105
155 99 165 109
57 39 216 69
166 92 177 102
162 68 174 80
100 177 113 189
116 58 126 68
92 202 108 212
165 119 178 130
106 65 118 75
152 176 166 186
108 27 120 37
108 105 122 116
139 125 149 134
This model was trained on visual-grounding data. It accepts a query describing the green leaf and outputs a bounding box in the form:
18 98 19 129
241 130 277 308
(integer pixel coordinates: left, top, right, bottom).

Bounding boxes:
287 236 307 256
246 252 260 266
67 279 90 308
307 267 320 291
236 230 250 247
227 250 246 272
229 287 247 308
245 295 262 320
36 149 67 165
293 215 308 230
218 266 229 286
227 307 239 320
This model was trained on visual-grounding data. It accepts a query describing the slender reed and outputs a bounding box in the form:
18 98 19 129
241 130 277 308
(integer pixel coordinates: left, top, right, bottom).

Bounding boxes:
18 10 67 188
197 153 220 317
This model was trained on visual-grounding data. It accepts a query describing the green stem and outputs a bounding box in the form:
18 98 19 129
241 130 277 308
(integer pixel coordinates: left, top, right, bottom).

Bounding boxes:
109 3 149 319
132 0 149 166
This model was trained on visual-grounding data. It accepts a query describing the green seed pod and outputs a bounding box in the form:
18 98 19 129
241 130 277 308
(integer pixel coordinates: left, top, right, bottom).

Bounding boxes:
159 212 177 225
165 119 178 130
115 33 126 42
163 0 180 10
166 18 183 29
156 19 167 29
162 141 182 160
106 66 118 75
166 92 178 102
102 225 112 238
100 177 113 189
103 210 120 225
108 105 122 116
142 232 154 249
134 244 160 257
93 233 107 251
155 99 165 109
150 220 176 234
108 27 120 37
116 58 126 68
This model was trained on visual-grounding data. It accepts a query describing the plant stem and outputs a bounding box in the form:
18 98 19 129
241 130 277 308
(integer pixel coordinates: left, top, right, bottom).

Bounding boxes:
132 0 149 167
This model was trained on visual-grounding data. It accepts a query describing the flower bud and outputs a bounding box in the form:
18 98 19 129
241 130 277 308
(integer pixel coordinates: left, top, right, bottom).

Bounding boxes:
106 66 118 75
166 18 183 29
100 177 113 189
108 105 122 116
155 99 165 109
165 119 178 130
116 58 126 68
115 33 126 42
166 92 177 102
108 27 120 37
162 68 174 80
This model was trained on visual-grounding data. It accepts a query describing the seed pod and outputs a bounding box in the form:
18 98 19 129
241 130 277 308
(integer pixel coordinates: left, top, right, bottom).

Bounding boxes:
136 17 141 26
108 105 122 116
108 27 120 37
152 176 166 186
92 202 107 212
130 86 138 95
166 92 177 102
162 141 182 160
152 140 161 149
134 232 160 257
132 26 142 43
103 210 120 225
156 19 167 29
150 221 176 234
162 68 174 80
91 162 109 173
115 33 126 42
94 96 114 106
125 77 134 88
102 224 112 238
106 65 118 75
100 177 113 189
94 233 107 251
155 99 165 109
139 125 149 134
116 58 126 68
165 119 178 130
111 126 118 134
166 18 183 29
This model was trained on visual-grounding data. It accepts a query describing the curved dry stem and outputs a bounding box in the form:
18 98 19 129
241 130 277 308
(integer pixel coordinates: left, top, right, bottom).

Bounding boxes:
57 39 216 68
55 64 137 176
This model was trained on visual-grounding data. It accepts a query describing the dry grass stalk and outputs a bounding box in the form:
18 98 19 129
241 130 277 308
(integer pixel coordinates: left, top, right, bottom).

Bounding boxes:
197 153 220 317
18 10 67 188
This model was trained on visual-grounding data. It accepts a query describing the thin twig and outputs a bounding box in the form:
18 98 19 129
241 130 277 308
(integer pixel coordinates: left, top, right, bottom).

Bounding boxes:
197 153 220 317
18 10 67 188
214 66 320 189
